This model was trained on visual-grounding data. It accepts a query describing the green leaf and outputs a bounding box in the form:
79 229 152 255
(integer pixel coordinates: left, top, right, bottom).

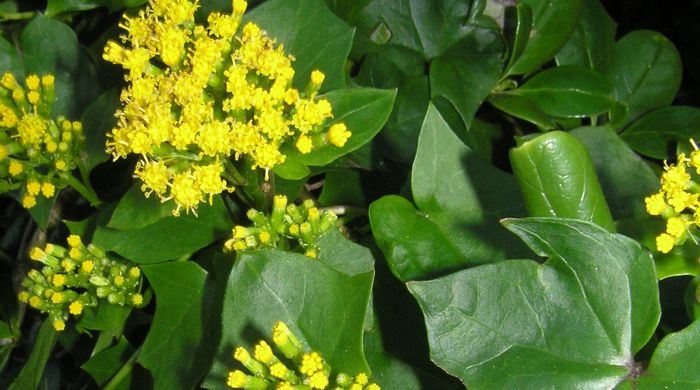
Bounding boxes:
507 0 583 75
0 36 22 77
8 319 57 390
356 0 484 59
45 0 103 16
203 241 374 389
92 196 232 263
323 0 371 23
620 106 700 159
609 30 682 124
246 0 354 91
139 262 208 390
81 88 120 171
107 185 172 230
304 88 396 166
272 157 311 181
570 126 659 220
555 0 616 74
503 3 533 72
487 93 556 130
510 131 616 231
13 190 57 231
631 320 700 387
408 218 660 389
77 303 132 355
81 337 135 389
369 105 529 281
505 65 615 118
21 15 102 119
318 169 367 207
429 19 506 137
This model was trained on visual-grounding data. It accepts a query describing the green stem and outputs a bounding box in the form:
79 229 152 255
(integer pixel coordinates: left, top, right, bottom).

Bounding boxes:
103 346 141 390
61 172 101 206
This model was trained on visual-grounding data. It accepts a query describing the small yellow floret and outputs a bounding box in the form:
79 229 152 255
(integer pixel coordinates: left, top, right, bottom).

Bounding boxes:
355 373 369 385
259 231 271 244
25 74 40 90
254 340 274 364
18 291 29 302
29 295 41 309
114 275 125 286
310 70 325 86
26 180 41 196
81 260 94 273
131 293 143 306
656 233 676 254
300 352 324 375
234 347 251 363
29 246 45 261
309 372 329 389
129 267 140 278
53 319 66 331
226 370 248 388
366 384 381 390
269 362 289 379
69 301 83 315
67 234 82 247
55 159 67 170
69 247 82 260
41 182 56 197
52 274 66 287
9 160 23 176
296 135 313 154
327 123 351 147
22 194 37 208
41 74 55 87
51 292 64 304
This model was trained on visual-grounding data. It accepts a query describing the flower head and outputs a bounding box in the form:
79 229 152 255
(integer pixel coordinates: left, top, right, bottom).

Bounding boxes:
105 0 350 216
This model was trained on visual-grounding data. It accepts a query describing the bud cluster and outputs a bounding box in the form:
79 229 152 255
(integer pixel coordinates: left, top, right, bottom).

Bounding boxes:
0 72 85 208
228 321 380 390
18 235 143 331
225 195 338 258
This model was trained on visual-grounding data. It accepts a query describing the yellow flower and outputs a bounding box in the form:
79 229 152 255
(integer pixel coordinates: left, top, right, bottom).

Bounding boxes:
309 372 329 389
53 319 66 331
69 301 83 315
327 123 351 147
22 194 36 208
41 182 56 197
656 233 676 254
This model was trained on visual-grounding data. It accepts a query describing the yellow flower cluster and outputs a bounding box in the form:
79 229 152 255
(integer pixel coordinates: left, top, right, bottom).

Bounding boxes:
0 72 84 208
18 235 143 331
104 0 350 216
228 321 380 390
224 195 338 258
644 139 700 253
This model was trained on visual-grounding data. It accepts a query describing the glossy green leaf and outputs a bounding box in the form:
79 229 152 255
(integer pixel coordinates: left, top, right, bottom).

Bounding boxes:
630 320 700 388
77 303 132 355
506 65 615 118
555 0 616 74
429 19 506 135
107 185 172 230
369 105 529 281
81 337 135 389
139 262 208 390
609 30 682 124
8 319 57 390
488 93 556 130
92 196 232 263
45 0 103 16
272 157 311 180
81 88 119 171
292 88 396 166
409 218 660 389
510 131 616 231
620 106 700 159
203 237 374 389
503 3 533 72
356 0 483 59
21 15 102 119
324 0 371 23
507 0 583 75
0 36 22 76
318 169 367 207
571 126 658 220
246 0 354 91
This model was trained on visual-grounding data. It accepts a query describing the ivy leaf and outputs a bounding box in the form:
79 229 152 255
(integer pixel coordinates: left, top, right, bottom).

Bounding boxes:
369 105 529 281
139 262 209 390
509 131 616 231
107 185 173 230
506 0 583 75
555 0 616 74
501 65 615 118
570 125 659 220
620 106 700 160
408 218 660 389
81 88 120 171
203 238 374 389
81 337 135 389
0 36 22 77
21 15 102 119
92 195 232 263
45 0 103 16
246 0 353 91
608 30 682 125
626 320 700 387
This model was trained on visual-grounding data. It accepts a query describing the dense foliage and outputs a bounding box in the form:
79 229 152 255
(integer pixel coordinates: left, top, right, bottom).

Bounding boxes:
1 0 700 389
